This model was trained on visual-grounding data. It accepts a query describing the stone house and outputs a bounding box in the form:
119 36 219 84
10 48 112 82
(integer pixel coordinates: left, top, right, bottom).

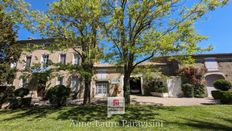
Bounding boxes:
12 39 232 98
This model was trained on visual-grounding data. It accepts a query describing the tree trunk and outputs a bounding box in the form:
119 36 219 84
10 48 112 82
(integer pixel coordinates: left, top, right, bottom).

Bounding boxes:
82 63 93 105
83 76 91 104
123 65 132 105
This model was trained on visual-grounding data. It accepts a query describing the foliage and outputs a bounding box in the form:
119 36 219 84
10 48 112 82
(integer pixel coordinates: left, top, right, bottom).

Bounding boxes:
182 83 206 98
220 90 232 104
102 0 227 103
212 90 232 104
179 66 206 84
0 6 19 85
45 85 70 107
213 79 232 91
0 0 34 85
194 83 206 98
0 86 14 107
28 71 51 90
14 88 30 98
182 83 194 97
149 80 168 93
211 90 223 99
32 0 104 104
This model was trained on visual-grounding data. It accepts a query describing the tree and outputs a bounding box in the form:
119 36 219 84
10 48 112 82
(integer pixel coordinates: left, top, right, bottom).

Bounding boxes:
0 0 33 85
33 0 103 104
102 0 228 104
0 5 18 85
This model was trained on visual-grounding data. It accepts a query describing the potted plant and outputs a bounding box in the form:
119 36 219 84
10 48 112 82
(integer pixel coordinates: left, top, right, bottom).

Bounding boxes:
150 83 169 97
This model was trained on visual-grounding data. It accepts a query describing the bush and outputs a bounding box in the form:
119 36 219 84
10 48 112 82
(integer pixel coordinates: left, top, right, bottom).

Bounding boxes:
9 98 21 109
194 83 206 98
220 91 232 104
211 90 223 99
0 86 14 107
45 85 70 107
14 88 30 98
152 85 168 93
21 97 32 107
213 80 231 91
182 83 206 98
182 83 194 97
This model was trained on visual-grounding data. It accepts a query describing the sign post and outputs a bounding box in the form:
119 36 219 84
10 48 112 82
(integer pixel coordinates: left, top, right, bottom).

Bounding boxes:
107 97 125 117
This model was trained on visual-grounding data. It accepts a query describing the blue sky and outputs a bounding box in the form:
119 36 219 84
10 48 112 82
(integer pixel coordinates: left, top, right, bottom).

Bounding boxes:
18 0 232 54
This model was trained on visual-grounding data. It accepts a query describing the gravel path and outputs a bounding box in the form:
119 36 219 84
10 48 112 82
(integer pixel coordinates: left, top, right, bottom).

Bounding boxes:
130 95 219 106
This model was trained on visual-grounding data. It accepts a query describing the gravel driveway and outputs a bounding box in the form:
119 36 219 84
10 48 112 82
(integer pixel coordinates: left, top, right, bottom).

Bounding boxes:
130 95 219 106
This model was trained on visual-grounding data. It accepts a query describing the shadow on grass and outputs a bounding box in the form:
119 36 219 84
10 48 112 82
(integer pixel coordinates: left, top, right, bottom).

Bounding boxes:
174 117 232 131
1 105 231 130
0 106 61 121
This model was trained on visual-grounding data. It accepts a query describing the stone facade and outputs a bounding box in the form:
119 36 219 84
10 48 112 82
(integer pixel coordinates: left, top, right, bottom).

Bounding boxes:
12 39 232 98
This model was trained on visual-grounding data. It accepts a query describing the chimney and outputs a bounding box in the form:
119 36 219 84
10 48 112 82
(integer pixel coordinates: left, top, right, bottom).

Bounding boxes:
28 37 33 40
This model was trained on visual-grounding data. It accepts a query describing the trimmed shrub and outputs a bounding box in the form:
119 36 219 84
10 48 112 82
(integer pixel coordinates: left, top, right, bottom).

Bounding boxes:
211 90 223 99
182 83 194 97
14 88 30 98
213 79 231 91
220 91 232 104
194 83 206 98
182 83 206 98
45 85 70 107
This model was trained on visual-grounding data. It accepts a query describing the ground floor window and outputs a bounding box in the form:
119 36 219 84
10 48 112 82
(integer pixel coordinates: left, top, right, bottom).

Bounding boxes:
57 77 64 85
70 76 79 92
96 82 108 96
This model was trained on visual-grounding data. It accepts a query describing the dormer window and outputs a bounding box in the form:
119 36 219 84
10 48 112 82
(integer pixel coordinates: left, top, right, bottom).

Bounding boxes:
204 58 219 72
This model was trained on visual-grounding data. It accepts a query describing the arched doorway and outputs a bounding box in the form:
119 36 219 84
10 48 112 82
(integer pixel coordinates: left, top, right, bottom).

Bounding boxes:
205 73 225 97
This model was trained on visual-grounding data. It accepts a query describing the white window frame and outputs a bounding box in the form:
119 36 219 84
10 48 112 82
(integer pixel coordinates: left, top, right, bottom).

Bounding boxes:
96 82 108 97
19 78 28 88
204 58 219 72
24 55 32 69
59 53 66 64
41 54 49 68
57 76 64 85
70 76 79 92
72 53 81 65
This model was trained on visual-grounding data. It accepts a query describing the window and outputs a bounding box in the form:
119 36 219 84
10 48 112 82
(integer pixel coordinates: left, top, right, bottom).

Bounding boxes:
96 69 107 80
10 62 17 68
25 56 32 69
19 78 28 88
59 54 66 64
205 58 219 72
96 82 108 96
72 53 81 65
41 54 49 68
70 76 78 92
57 77 64 85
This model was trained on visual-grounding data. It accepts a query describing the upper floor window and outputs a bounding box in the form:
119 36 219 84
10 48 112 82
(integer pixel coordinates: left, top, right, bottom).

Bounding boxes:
204 58 219 72
25 56 32 69
59 54 66 64
41 54 49 68
19 78 28 88
57 76 64 85
10 62 17 68
72 53 81 65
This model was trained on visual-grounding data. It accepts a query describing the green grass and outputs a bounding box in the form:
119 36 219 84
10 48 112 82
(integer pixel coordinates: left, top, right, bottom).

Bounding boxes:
0 105 231 131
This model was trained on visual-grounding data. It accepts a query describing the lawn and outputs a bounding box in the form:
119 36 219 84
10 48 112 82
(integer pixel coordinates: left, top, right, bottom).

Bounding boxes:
0 105 231 131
